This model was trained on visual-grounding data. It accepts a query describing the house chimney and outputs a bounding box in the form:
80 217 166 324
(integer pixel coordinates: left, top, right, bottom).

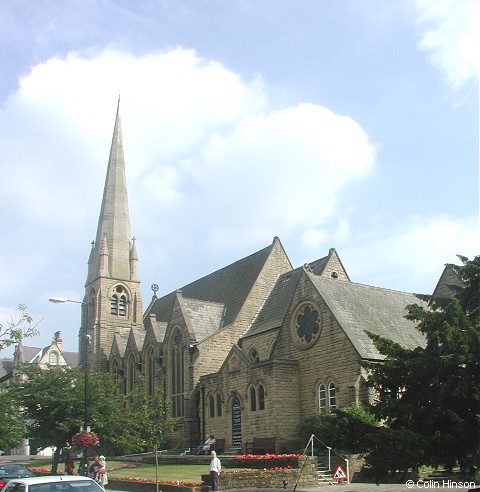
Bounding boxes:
54 331 63 351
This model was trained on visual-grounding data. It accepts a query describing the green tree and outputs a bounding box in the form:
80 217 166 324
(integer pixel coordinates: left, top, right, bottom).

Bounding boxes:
299 405 378 455
364 255 480 476
12 365 141 473
0 304 40 352
131 375 176 492
0 388 24 451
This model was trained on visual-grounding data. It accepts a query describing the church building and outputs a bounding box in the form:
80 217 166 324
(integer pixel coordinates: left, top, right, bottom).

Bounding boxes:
83 101 429 453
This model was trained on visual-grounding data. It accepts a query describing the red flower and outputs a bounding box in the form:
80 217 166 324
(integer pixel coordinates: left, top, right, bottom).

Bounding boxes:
72 431 99 448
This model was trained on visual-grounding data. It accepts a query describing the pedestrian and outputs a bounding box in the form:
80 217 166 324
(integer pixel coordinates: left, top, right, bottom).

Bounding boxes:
89 456 99 479
95 455 106 486
197 434 216 454
64 452 75 475
209 450 221 491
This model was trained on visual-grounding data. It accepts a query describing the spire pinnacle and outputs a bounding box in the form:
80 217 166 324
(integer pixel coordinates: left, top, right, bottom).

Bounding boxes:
89 99 133 280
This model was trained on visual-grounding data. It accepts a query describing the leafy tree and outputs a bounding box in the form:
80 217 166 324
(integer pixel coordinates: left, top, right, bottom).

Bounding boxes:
130 375 177 492
300 405 378 455
364 255 480 476
11 365 141 473
0 388 24 451
0 304 40 352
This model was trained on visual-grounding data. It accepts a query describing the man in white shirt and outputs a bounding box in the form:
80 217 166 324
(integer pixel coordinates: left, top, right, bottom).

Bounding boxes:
209 450 221 491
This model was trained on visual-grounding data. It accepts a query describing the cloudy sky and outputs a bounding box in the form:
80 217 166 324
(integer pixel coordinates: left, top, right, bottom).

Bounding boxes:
0 0 478 356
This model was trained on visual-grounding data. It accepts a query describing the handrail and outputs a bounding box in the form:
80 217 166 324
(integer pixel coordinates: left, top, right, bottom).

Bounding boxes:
308 434 349 484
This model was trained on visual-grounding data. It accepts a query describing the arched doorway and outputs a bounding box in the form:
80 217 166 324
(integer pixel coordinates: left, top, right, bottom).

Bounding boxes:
231 396 242 448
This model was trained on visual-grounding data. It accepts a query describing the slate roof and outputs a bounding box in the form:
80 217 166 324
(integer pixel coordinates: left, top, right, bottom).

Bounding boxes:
0 358 13 380
243 268 302 337
22 346 43 363
432 264 465 298
307 273 427 360
183 298 225 341
147 242 276 330
63 352 79 368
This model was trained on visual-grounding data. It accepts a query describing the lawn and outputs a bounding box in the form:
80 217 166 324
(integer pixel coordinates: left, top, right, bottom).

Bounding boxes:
26 459 236 483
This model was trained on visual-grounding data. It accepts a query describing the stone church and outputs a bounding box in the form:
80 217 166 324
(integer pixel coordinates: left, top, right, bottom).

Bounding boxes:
81 100 430 453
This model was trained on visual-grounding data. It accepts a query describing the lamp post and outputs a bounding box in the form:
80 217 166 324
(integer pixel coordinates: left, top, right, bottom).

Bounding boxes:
49 296 90 476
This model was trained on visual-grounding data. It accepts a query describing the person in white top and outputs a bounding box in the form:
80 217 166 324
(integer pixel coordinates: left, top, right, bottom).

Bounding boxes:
209 450 221 491
197 434 216 454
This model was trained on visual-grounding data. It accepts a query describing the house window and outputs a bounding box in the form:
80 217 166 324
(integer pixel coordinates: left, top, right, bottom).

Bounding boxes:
250 386 257 411
318 384 327 414
328 382 337 411
49 351 58 365
216 394 222 417
171 329 184 417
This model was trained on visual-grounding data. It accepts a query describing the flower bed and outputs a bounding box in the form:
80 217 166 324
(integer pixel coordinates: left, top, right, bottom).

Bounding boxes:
226 453 303 470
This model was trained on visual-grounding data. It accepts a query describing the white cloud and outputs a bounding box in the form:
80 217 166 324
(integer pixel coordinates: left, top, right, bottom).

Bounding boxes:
0 46 376 313
416 0 480 90
344 215 480 293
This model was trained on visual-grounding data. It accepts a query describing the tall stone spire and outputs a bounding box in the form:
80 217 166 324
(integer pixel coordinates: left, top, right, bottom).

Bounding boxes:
90 97 132 281
82 98 143 371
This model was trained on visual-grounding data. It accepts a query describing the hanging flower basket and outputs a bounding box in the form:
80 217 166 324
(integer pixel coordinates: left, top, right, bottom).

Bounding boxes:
72 430 100 448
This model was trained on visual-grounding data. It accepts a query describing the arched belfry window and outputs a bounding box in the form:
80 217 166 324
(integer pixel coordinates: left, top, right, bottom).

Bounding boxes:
111 285 129 317
171 329 185 417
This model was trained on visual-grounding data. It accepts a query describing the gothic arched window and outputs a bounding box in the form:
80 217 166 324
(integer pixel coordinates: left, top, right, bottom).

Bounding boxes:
127 353 136 404
258 384 265 411
216 393 223 417
146 346 156 398
209 395 215 418
328 382 337 411
171 329 185 417
250 386 257 411
318 383 327 414
248 347 260 363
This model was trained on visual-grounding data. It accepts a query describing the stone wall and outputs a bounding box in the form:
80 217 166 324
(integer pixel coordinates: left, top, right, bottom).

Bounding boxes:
202 456 318 489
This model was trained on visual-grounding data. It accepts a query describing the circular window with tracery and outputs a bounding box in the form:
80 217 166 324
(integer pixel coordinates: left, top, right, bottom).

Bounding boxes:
290 301 322 349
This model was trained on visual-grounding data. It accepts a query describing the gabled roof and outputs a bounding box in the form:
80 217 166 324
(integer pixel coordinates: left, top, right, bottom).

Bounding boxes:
127 327 146 352
146 240 279 328
112 332 128 359
432 264 465 298
307 273 427 360
22 346 43 364
243 268 302 337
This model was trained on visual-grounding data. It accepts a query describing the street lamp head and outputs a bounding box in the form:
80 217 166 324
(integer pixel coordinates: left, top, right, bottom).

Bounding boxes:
49 297 68 304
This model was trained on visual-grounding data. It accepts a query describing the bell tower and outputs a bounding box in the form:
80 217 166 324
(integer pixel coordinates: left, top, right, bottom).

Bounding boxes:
80 98 143 371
